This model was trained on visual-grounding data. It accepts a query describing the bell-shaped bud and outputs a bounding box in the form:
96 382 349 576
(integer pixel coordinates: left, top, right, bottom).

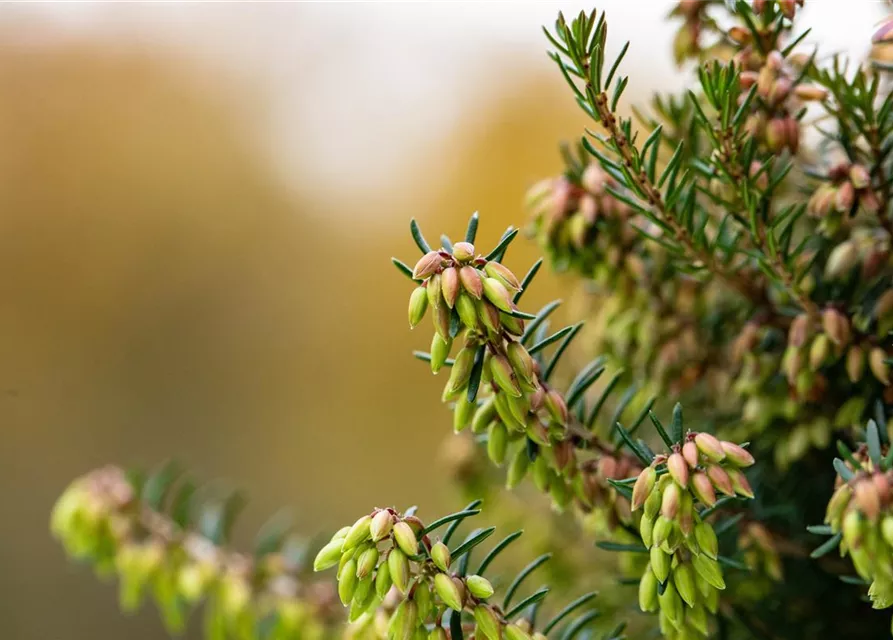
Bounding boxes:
694 433 726 462
412 251 442 280
430 334 452 375
825 241 859 280
661 482 681 520
691 471 717 507
869 347 890 385
544 389 568 425
682 441 700 468
694 521 718 559
472 396 497 434
466 574 495 599
692 553 725 590
487 422 509 465
504 623 533 640
639 565 659 612
425 541 450 573
482 277 513 312
434 572 464 611
822 308 850 346
720 441 754 467
473 605 501 640
667 453 689 488
343 515 373 551
453 393 476 433
855 479 881 522
433 303 451 340
490 355 522 397
672 562 697 607
650 546 672 583
426 272 443 309
843 509 865 550
843 345 865 383
459 265 483 299
375 560 392 599
484 261 522 290
357 546 380 579
314 539 346 572
631 466 657 511
506 444 530 489
707 465 735 497
456 294 479 330
371 510 394 542
500 312 525 335
644 489 662 519
825 484 852 527
835 181 856 212
446 347 476 395
339 558 359 605
809 334 830 370
652 515 673 548
393 521 419 557
441 267 460 308
452 242 475 262
388 599 418 640
409 287 429 329
477 299 502 335
506 342 535 385
388 549 410 594
727 468 755 499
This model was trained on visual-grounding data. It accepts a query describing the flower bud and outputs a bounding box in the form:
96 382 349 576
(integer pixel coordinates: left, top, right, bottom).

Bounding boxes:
482 277 514 312
446 347 476 395
500 312 525 335
477 299 501 334
652 515 674 548
426 272 443 309
409 286 429 329
488 422 509 466
850 164 871 189
644 487 662 519
433 303 451 340
472 396 497 434
855 479 881 522
490 355 522 397
428 628 448 640
825 484 852 526
429 541 451 573
434 572 464 611
506 444 530 489
357 546 379 579
650 546 672 583
441 267 460 308
388 549 410 594
632 467 657 511
639 566 659 612
452 242 475 262
825 240 859 279
727 468 754 499
882 516 893 548
842 509 864 550
794 84 828 101
691 553 725 590
413 251 442 280
869 347 890 385
314 539 345 572
466 574 495 599
707 465 735 497
506 342 535 385
695 521 718 559
505 623 533 640
694 432 725 462
640 513 655 547
658 580 683 624
809 334 830 370
822 308 850 346
375 560 392 599
661 482 681 519
474 605 501 640
682 441 699 468
720 441 755 467
673 562 697 607
668 453 689 488
459 265 483 299
454 393 476 433
429 333 452 375
343 515 373 551
835 181 855 212
393 521 419 557
691 472 717 507
788 313 811 347
544 388 568 425
339 558 358 605
846 345 866 383
388 599 418 640
484 261 522 290
456 293 479 330
371 510 394 542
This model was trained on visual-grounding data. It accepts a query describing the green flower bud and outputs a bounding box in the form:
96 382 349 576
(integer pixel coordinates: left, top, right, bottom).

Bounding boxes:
870 347 891 385
694 433 725 462
473 605 502 640
393 521 419 557
459 265 483 299
826 484 852 528
412 251 442 280
667 453 689 489
414 581 434 619
704 582 720 613
409 286 429 329
456 293 479 330
428 628 448 640
434 572 464 611
357 546 379 579
691 472 717 507
478 299 502 334
426 272 443 309
375 561 393 599
632 466 657 511
550 477 572 510
490 354 522 397
484 261 521 290
652 515 674 549
661 482 681 520
441 267 460 308
678 490 694 536
694 521 718 559
644 488 662 518
466 574 495 599
430 541 451 572
639 566 659 612
339 558 359 605
706 465 735 497
351 576 376 621
453 241 475 262
343 515 373 551
847 345 866 383
506 342 534 384
689 603 709 635
532 455 552 492
691 553 725 590
672 562 697 607
882 516 893 548
447 347 476 395
506 393 530 426
176 562 211 603
482 277 513 312
433 303 451 340
488 422 509 466
371 510 394 542
658 580 683 624
727 468 755 499
388 599 418 640
453 393 476 433
314 539 345 571
500 312 525 335
470 396 497 436
650 546 672 583
388 549 410 594
640 513 656 547
430 334 452 374
331 526 351 542
504 623 533 640
543 389 568 424
825 240 859 280
719 442 755 467
506 444 530 489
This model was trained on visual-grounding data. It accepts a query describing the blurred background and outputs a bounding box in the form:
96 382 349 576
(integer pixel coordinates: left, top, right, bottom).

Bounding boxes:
0 2 880 638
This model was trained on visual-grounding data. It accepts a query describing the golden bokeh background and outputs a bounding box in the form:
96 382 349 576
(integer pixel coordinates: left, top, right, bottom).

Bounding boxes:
0 3 877 638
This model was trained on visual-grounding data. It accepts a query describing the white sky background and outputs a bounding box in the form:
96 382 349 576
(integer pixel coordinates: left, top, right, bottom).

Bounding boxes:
3 1 884 209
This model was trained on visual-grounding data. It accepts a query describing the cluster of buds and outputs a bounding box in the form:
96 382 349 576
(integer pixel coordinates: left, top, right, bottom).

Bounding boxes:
808 163 880 225
824 441 893 617
525 163 636 279
631 433 756 639
314 508 557 640
51 467 331 639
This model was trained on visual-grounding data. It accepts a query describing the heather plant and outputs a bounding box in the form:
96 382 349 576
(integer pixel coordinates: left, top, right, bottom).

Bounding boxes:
52 2 893 639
